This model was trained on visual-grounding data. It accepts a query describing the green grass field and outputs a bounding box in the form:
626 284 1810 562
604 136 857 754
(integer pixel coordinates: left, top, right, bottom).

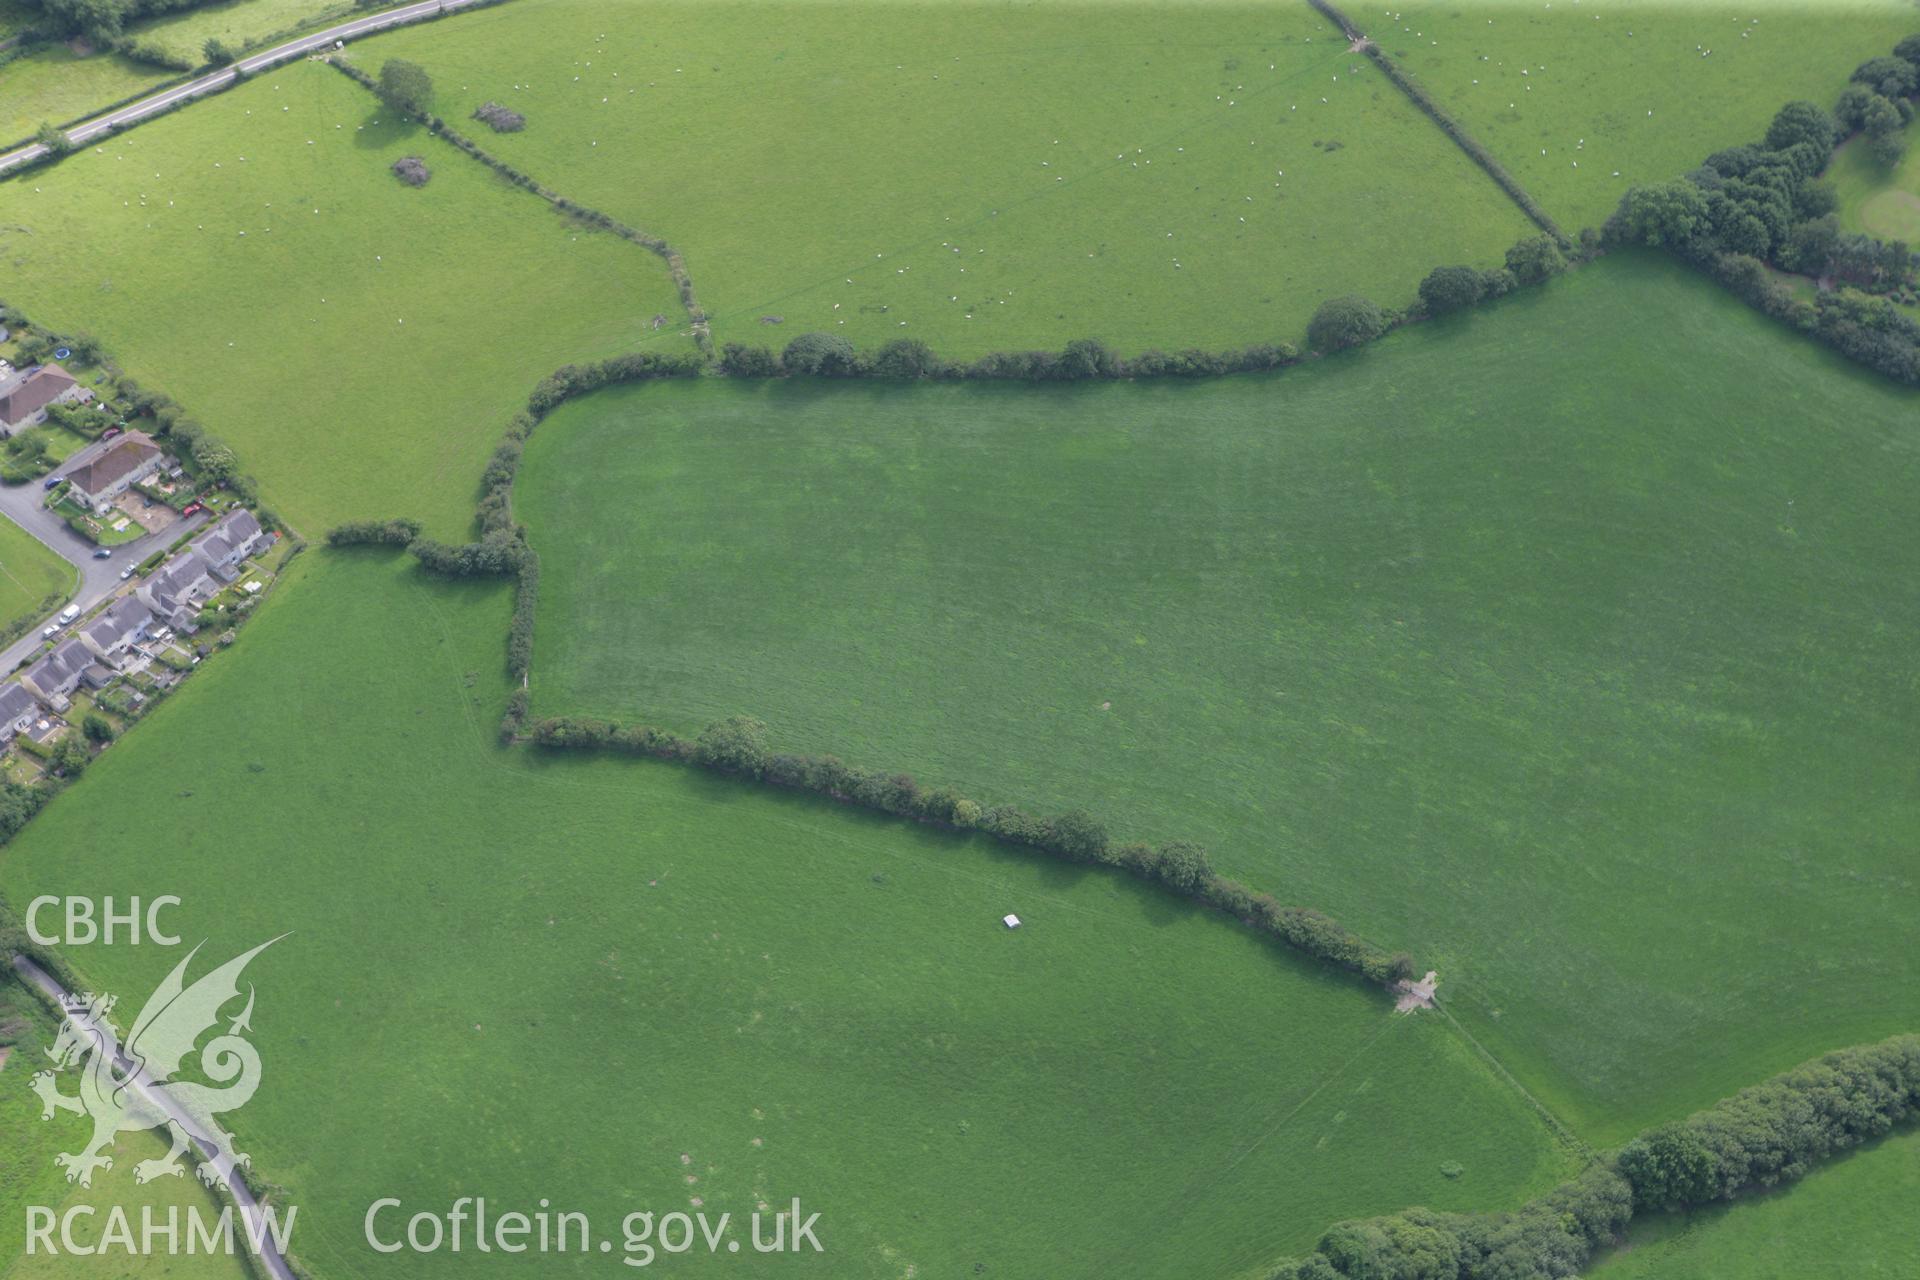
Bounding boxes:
0 60 684 536
1826 124 1920 241
0 521 70 639
0 550 1572 1279
516 253 1920 1147
132 0 351 63
358 0 1537 356
0 44 168 144
1588 1130 1920 1279
1369 0 1920 234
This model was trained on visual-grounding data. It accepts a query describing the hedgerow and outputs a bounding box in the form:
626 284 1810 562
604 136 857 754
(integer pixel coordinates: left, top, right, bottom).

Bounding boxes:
1606 38 1920 384
523 711 1415 985
1268 1033 1920 1280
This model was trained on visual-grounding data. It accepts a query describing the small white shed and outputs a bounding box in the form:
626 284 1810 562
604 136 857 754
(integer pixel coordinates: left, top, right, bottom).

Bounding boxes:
1002 914 1021 929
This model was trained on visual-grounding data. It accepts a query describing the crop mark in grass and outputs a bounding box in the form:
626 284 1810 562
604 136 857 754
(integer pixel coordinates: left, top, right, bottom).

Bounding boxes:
1435 1001 1595 1162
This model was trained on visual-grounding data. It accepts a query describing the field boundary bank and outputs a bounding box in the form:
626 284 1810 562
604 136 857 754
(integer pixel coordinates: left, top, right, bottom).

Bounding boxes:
324 58 713 354
1305 0 1570 245
1435 1001 1595 1162
1264 1031 1920 1279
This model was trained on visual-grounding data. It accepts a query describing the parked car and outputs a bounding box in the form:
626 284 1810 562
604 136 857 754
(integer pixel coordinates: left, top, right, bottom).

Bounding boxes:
101 426 123 440
43 475 62 490
41 625 57 640
118 567 134 580
181 502 205 517
92 548 111 560
57 604 79 624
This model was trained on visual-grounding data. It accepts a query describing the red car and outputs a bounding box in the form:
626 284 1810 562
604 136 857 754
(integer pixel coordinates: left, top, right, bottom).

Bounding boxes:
181 502 206 517
101 426 123 440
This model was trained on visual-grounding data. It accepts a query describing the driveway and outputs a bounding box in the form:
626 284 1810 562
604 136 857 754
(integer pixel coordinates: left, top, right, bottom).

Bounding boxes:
0 0 497 175
0 439 207 674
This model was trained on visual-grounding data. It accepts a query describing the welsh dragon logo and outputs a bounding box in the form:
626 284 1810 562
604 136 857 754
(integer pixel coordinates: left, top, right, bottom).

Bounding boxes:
30 938 281 1190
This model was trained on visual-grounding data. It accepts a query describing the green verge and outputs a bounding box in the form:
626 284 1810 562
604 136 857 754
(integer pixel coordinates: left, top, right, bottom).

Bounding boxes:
0 551 1572 1280
1588 1129 1920 1280
0 521 72 641
514 251 1920 1146
0 59 685 537
356 0 1536 356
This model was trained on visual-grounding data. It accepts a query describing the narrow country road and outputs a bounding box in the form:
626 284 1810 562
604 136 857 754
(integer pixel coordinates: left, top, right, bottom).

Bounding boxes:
10 953 299 1280
0 0 495 175
0 434 208 677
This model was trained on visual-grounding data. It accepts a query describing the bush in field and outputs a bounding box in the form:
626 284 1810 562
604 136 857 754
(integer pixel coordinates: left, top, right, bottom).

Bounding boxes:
719 343 780 377
1850 54 1919 100
780 332 859 376
375 59 434 120
694 715 771 777
1418 265 1491 314
472 101 526 133
1503 234 1567 285
866 338 944 380
1764 101 1839 154
1306 295 1387 352
391 156 431 187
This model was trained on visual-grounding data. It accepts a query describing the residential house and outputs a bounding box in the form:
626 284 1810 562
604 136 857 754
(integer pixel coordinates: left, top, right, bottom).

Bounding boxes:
63 433 164 514
79 596 154 670
21 637 110 711
0 683 39 743
0 364 91 435
189 508 266 582
137 549 218 630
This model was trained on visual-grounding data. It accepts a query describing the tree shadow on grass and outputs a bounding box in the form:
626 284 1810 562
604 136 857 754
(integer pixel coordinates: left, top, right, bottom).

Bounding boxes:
350 105 421 152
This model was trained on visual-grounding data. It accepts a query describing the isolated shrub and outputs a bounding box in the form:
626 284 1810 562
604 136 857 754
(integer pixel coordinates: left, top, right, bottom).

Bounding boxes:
472 101 526 132
780 331 858 376
1307 295 1387 352
375 59 434 119
390 155 431 187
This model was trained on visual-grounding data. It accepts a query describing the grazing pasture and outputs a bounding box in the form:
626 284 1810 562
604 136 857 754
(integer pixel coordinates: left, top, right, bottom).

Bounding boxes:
1363 0 1920 233
1588 1130 1920 1279
0 551 1571 1280
359 0 1537 356
131 0 352 63
0 45 167 144
0 61 682 536
516 253 1920 1146
0 519 72 638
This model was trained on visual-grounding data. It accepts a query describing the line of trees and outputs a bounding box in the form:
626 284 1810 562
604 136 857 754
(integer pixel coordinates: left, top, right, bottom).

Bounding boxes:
524 711 1416 986
1270 1032 1920 1280
719 236 1569 384
1606 39 1920 383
